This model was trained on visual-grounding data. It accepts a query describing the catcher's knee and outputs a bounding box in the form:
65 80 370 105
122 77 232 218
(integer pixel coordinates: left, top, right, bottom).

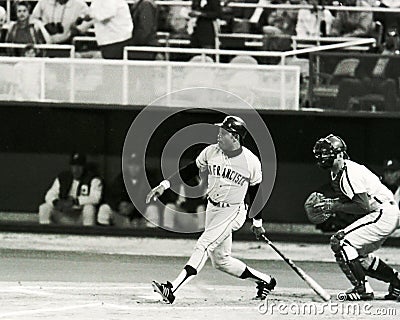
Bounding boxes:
330 230 359 261
330 230 345 253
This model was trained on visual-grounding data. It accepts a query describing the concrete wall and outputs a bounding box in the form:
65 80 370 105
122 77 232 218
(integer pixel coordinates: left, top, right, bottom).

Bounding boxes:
1 101 400 223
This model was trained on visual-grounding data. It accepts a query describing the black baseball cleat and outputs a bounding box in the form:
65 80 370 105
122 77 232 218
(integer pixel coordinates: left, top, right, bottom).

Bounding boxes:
343 285 374 301
152 280 175 304
384 283 400 300
254 277 277 300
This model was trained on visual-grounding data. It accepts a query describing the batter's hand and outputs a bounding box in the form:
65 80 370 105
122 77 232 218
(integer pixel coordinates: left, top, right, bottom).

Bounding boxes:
146 185 165 204
251 224 265 240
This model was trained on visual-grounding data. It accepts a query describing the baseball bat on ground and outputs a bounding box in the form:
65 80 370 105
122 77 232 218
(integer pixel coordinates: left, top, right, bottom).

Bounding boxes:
261 234 331 301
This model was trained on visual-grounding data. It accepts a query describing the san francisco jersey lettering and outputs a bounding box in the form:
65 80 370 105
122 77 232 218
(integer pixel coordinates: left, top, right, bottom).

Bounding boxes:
196 144 262 204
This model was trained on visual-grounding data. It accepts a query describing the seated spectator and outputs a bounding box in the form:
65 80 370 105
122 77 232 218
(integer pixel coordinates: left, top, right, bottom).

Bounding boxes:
382 159 400 206
166 6 191 39
129 0 159 60
261 26 292 64
5 1 47 56
89 0 133 59
0 6 6 42
189 0 221 48
31 0 90 44
9 44 41 100
97 153 160 228
296 0 334 37
38 153 103 226
330 0 375 37
263 0 297 36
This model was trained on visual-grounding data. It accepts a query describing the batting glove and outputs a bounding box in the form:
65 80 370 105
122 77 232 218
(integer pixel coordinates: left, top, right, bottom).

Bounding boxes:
146 184 166 204
251 219 265 240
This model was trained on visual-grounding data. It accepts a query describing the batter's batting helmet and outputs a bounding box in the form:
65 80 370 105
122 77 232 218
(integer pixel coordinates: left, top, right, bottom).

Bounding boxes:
215 116 247 140
313 134 347 169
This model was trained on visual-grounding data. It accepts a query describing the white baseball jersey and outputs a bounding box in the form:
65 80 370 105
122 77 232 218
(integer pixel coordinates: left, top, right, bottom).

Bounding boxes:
195 144 262 205
336 159 395 212
337 160 400 251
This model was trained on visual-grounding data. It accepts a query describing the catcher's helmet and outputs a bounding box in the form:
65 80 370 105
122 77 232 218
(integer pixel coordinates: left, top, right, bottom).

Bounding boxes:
215 116 247 140
313 134 347 169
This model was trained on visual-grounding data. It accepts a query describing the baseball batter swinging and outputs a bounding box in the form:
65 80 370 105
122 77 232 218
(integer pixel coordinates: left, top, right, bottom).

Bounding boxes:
146 116 276 304
312 134 400 301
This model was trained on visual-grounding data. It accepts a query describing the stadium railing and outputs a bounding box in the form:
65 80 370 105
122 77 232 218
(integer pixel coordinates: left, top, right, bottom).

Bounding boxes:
72 32 176 51
217 34 376 51
0 38 375 109
0 43 75 58
0 57 301 110
123 38 375 63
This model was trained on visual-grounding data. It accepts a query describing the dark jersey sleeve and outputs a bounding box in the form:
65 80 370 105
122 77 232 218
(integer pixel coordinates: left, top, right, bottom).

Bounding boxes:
334 192 371 215
247 183 264 220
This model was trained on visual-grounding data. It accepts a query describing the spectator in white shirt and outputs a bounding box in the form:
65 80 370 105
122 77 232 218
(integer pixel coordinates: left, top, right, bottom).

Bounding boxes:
296 0 333 37
0 6 7 42
89 0 133 59
31 0 90 44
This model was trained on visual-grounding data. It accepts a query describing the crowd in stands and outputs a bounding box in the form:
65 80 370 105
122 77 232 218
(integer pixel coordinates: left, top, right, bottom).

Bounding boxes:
0 0 398 56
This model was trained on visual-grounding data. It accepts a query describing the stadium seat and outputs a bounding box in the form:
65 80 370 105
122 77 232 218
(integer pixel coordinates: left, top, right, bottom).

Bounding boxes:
188 55 214 63
318 58 360 85
229 55 258 65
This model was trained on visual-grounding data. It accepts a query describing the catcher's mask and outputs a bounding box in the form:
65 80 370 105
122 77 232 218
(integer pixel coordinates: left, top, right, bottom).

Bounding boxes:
313 134 348 169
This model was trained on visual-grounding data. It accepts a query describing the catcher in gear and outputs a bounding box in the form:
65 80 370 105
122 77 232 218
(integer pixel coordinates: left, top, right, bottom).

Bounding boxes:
312 134 400 301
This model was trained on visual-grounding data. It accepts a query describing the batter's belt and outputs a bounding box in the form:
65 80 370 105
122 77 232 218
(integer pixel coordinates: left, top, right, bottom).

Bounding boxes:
207 197 231 208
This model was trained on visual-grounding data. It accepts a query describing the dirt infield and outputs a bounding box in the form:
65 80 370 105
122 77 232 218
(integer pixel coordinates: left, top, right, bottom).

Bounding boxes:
0 233 399 319
0 281 398 320
1 232 400 264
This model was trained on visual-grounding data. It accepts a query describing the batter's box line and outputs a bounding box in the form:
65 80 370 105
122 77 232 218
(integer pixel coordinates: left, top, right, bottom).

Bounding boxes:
102 303 256 311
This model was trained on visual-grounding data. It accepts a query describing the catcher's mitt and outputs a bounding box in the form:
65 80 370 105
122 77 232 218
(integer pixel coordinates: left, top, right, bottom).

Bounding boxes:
304 192 334 224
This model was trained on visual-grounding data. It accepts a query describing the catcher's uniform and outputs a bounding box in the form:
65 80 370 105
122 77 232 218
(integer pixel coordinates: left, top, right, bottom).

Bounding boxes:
185 143 262 275
334 159 400 253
